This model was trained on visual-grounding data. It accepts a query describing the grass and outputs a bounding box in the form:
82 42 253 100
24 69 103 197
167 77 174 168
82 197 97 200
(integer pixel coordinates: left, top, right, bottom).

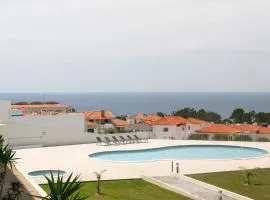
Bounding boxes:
40 179 191 200
189 168 270 200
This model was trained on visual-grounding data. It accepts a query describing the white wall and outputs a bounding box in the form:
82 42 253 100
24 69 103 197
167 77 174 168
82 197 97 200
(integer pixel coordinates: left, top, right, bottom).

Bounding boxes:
153 125 188 139
2 113 153 148
0 100 11 121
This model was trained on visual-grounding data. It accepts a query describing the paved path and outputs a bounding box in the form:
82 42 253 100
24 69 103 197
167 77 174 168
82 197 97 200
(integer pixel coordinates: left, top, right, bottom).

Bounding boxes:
152 175 239 200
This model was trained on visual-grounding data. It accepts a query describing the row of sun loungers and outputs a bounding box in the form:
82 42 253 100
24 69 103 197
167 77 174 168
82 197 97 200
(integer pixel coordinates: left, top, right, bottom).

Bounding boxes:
96 135 149 146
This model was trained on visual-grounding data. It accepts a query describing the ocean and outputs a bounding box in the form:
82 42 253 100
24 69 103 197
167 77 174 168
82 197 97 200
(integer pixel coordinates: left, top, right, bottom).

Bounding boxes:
0 93 269 119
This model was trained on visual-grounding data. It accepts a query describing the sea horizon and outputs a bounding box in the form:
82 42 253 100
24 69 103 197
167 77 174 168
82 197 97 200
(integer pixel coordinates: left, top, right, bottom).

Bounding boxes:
1 92 269 119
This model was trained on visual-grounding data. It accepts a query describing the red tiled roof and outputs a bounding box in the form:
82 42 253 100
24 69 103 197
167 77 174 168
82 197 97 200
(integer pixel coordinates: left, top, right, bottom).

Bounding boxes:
258 127 270 134
144 114 162 122
135 113 145 120
230 124 259 133
153 116 188 125
11 104 69 110
186 118 209 124
112 118 128 127
84 110 113 119
196 124 241 134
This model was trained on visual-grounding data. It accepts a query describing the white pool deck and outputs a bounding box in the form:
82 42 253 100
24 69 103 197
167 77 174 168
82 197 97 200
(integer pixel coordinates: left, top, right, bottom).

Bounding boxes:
15 140 270 184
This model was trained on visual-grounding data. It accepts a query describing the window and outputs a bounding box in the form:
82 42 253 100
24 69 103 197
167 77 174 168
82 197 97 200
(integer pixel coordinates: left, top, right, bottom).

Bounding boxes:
88 129 94 133
188 125 191 130
163 127 169 132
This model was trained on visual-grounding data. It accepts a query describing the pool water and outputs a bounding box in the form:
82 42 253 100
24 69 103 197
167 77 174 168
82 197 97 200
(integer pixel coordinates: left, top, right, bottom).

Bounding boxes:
89 145 268 161
28 170 66 177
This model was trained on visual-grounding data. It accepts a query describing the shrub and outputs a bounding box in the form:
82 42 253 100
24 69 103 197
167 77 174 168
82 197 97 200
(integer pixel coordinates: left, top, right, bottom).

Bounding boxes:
257 137 270 142
105 128 117 134
189 134 209 140
212 134 229 141
234 135 253 141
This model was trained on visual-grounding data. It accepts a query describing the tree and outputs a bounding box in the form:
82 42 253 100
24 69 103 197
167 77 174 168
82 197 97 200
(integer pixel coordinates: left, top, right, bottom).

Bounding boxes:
156 112 165 117
0 144 18 198
230 108 246 123
173 108 197 118
173 107 221 123
93 170 106 195
239 167 260 186
43 171 88 200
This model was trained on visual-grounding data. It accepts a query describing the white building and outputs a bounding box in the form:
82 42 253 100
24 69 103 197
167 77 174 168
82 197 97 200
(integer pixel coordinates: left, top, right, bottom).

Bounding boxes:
152 116 210 139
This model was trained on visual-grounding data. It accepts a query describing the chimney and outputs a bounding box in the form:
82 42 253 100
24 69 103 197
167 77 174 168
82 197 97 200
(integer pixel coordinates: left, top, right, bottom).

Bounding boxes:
101 110 105 118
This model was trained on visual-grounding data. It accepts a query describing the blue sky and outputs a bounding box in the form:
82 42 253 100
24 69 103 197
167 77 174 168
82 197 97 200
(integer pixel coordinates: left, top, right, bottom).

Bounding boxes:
0 0 270 92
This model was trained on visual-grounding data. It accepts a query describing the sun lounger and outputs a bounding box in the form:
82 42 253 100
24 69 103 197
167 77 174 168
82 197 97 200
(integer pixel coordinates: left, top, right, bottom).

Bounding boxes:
96 137 103 145
119 136 130 144
104 137 114 145
112 136 121 145
133 135 147 143
127 135 138 143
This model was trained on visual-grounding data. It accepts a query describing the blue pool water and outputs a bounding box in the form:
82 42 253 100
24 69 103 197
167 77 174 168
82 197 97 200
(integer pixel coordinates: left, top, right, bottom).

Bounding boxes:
89 145 268 161
28 170 66 177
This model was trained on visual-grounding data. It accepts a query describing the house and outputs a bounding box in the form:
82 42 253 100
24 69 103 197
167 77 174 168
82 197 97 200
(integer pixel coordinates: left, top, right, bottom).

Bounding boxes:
11 103 72 116
229 124 260 133
152 116 189 139
84 110 113 133
185 117 211 131
126 113 162 124
111 118 129 132
196 124 241 135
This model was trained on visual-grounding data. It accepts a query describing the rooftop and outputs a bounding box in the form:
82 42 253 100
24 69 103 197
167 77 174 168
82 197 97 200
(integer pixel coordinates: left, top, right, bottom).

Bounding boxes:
186 118 209 125
84 110 113 119
196 124 241 134
112 118 129 127
153 116 188 125
11 104 70 110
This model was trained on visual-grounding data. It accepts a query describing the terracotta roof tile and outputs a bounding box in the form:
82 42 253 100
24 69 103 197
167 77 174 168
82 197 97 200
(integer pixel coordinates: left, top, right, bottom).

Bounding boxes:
111 118 128 127
258 127 270 134
153 116 188 125
230 124 259 133
186 118 209 124
196 124 241 134
84 110 113 119
11 104 69 110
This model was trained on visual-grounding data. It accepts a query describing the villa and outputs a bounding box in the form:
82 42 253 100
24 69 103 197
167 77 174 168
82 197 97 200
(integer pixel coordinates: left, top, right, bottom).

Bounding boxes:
152 116 210 139
11 102 72 116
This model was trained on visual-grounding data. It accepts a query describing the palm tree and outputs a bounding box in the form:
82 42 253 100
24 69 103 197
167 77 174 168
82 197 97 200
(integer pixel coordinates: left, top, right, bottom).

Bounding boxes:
43 171 88 200
239 167 260 185
93 170 106 195
0 144 18 197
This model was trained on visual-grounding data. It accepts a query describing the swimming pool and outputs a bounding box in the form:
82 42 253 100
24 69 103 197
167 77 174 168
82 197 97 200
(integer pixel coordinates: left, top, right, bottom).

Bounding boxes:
28 170 66 177
89 145 269 161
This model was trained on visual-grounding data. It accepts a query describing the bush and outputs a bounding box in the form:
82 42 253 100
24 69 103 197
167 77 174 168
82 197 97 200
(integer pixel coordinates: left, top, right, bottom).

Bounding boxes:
189 134 209 140
257 137 270 142
212 134 229 141
234 135 253 141
105 128 117 134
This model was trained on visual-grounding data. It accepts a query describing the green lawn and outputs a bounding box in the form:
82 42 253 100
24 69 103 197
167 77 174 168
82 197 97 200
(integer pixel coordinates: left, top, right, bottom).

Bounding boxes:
40 179 191 200
189 168 270 200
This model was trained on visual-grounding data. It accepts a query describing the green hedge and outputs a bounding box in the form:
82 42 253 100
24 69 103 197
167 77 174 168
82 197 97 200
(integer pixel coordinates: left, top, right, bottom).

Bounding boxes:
257 137 270 142
234 135 252 141
212 134 229 141
189 134 209 140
